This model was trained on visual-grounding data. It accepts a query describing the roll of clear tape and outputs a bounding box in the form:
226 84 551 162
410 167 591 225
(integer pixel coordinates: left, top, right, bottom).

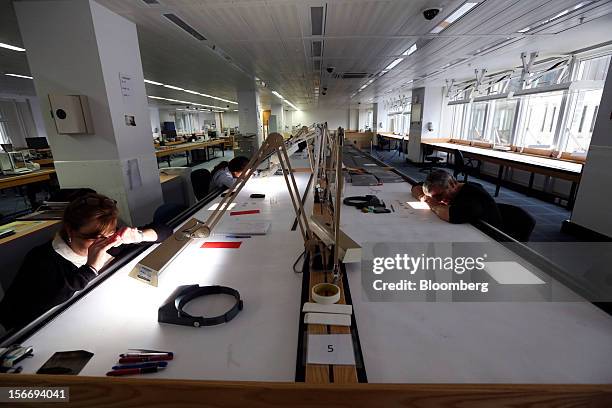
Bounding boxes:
312 283 341 304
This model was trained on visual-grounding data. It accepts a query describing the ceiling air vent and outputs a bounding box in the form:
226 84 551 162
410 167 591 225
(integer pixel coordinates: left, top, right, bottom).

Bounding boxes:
163 14 207 41
334 72 372 79
311 6 325 35
312 41 322 57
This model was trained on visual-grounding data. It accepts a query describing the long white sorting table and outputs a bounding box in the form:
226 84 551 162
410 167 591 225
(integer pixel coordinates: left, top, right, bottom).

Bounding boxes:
341 179 612 383
14 173 313 381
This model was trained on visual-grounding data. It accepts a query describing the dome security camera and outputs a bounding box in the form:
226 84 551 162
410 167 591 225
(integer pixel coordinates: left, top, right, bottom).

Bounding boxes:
326 66 335 74
423 7 442 20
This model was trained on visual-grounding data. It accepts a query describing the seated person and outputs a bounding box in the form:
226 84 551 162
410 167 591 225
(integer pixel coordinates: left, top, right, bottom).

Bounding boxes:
411 170 502 227
210 156 250 190
0 193 171 334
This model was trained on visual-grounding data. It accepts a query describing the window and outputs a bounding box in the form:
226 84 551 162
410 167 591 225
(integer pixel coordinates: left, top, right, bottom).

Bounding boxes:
576 54 612 81
561 88 603 153
488 99 517 145
450 104 469 139
515 91 563 149
467 102 488 141
0 109 9 144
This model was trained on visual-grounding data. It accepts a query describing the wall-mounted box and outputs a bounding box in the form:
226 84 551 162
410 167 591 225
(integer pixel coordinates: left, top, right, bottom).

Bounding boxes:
48 94 94 134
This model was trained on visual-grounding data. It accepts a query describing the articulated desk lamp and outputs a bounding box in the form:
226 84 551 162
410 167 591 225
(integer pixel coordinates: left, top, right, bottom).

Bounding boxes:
130 131 318 286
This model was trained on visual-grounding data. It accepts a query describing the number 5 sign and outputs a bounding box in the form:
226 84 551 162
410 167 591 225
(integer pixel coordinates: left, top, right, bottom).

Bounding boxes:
307 334 356 365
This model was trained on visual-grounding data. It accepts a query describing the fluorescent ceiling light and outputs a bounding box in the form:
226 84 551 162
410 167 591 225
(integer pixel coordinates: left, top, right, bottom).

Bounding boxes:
0 42 25 52
385 58 404 71
517 1 594 33
144 78 238 105
5 73 33 79
147 95 228 110
429 2 478 34
402 43 418 56
163 84 184 91
285 100 299 111
144 79 164 86
272 90 284 99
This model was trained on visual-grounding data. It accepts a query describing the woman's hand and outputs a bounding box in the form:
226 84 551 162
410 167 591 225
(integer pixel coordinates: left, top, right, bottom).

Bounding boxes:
86 234 121 272
411 185 426 202
116 227 143 245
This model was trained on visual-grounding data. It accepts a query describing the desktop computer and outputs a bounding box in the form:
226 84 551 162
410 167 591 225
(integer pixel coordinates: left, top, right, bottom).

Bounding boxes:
25 137 49 150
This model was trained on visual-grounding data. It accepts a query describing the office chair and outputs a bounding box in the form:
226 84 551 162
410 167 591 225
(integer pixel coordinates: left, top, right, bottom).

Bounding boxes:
420 145 445 173
497 203 536 242
377 134 391 151
452 149 481 182
190 168 212 201
153 203 187 224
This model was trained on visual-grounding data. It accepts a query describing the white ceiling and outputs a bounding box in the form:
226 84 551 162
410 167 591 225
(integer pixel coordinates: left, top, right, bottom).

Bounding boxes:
2 0 612 110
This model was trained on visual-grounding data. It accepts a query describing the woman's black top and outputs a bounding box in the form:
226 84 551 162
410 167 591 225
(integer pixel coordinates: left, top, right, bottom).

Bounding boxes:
0 224 172 334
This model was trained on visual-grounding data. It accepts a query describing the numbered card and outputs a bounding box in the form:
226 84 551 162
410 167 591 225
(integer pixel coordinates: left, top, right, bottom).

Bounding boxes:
306 334 355 365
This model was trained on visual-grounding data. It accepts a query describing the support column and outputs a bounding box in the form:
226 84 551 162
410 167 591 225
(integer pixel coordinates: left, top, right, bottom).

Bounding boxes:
16 0 163 225
237 89 263 147
407 86 444 163
270 103 285 134
568 58 612 237
372 103 379 133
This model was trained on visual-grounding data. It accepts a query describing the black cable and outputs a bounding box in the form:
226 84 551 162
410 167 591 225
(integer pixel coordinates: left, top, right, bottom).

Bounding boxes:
293 250 306 273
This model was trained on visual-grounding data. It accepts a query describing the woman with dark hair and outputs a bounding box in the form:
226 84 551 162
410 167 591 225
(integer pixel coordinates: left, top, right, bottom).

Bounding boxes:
210 156 250 190
0 193 171 333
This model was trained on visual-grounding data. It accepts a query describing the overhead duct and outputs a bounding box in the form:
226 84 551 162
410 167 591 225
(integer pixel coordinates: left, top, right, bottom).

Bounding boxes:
163 14 207 41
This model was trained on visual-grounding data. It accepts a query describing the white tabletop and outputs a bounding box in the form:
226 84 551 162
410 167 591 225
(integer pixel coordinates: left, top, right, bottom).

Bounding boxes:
17 173 312 381
427 142 583 174
341 181 612 383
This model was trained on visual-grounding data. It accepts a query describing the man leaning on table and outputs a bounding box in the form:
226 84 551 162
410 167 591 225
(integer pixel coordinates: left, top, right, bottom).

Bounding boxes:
411 170 502 228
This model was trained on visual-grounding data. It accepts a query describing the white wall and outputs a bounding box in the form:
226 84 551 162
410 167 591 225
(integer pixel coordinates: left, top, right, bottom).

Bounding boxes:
290 107 350 131
223 111 239 128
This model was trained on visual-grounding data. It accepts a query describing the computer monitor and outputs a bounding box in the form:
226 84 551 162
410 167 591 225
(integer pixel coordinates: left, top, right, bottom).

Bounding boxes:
1 143 13 153
25 137 49 150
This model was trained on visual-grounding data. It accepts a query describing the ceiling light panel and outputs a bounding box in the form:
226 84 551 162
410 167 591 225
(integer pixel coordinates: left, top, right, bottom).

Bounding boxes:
429 2 479 34
0 42 26 52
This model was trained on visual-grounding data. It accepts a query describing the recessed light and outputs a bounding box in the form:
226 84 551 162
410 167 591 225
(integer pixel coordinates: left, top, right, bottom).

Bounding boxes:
0 42 25 52
5 73 33 79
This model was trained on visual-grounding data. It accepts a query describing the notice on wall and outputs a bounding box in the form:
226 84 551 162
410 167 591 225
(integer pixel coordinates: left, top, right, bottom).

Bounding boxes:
119 72 132 98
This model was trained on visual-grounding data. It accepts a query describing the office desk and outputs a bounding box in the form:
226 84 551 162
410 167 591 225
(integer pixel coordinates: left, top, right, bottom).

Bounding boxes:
155 140 225 167
0 169 56 190
378 133 407 153
0 220 61 246
422 141 583 206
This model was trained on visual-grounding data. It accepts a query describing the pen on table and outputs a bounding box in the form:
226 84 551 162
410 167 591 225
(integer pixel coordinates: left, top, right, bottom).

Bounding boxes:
118 355 173 363
391 205 395 212
107 366 166 376
120 351 173 357
225 235 251 239
112 361 168 370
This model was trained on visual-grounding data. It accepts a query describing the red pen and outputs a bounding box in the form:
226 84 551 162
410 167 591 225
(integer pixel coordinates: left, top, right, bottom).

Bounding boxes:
106 366 165 376
118 354 173 364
